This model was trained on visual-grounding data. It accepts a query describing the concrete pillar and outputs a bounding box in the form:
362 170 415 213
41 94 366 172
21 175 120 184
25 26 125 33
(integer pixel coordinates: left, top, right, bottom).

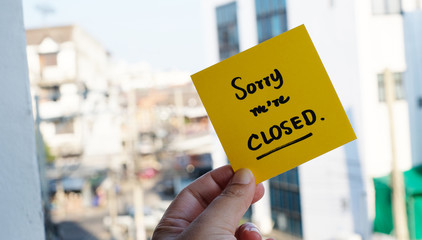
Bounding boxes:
252 181 273 235
0 0 45 239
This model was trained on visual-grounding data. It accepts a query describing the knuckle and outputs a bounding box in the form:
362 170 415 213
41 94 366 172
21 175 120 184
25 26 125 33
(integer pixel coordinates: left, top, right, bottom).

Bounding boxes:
221 185 246 199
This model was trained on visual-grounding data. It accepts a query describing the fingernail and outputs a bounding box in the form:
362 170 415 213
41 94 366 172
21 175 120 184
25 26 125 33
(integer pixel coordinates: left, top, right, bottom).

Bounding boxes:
244 223 261 236
232 168 253 185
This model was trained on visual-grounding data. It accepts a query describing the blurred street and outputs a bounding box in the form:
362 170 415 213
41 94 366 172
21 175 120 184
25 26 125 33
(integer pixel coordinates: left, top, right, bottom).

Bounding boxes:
53 208 110 240
48 167 176 240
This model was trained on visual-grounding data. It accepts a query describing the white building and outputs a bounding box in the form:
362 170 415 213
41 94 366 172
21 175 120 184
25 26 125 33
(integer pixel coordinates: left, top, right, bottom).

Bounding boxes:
26 25 124 169
201 0 421 239
109 61 212 170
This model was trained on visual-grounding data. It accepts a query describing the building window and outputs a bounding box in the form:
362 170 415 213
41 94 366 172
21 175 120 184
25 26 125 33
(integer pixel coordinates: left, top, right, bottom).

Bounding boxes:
216 2 239 61
377 72 405 102
255 0 287 43
55 119 74 134
40 85 61 101
270 167 303 238
39 52 58 68
372 0 401 14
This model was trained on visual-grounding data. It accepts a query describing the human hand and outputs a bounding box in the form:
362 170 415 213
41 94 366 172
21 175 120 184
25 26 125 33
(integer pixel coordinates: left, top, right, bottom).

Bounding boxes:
152 165 274 240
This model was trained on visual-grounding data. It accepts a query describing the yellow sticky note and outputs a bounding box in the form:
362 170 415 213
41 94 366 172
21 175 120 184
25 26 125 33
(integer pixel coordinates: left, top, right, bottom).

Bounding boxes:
191 25 356 183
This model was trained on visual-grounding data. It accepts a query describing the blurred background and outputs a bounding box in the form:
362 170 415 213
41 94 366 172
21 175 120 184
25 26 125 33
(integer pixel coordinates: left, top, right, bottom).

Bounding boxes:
20 0 422 239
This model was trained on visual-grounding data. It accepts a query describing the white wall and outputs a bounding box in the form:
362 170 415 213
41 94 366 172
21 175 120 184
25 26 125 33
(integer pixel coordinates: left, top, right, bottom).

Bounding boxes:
289 0 412 239
0 0 45 239
287 0 369 239
354 1 411 233
356 10 410 176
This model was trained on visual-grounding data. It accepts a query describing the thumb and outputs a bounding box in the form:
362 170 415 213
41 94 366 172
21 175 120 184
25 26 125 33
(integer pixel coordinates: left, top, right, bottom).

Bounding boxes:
189 168 257 236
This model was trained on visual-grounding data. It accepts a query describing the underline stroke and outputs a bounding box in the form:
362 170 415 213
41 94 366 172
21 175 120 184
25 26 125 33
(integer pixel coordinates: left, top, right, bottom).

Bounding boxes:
256 132 313 160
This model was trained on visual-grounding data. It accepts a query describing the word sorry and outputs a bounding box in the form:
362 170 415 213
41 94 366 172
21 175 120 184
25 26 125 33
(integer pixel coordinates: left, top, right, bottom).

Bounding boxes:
231 69 283 100
247 109 320 151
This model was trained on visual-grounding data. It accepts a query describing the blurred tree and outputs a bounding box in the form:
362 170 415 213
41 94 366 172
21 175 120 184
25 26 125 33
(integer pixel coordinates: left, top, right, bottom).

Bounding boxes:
44 141 55 164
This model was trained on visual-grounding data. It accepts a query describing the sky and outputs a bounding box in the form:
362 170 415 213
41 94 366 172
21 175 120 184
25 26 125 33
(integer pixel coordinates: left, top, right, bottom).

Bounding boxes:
22 0 205 73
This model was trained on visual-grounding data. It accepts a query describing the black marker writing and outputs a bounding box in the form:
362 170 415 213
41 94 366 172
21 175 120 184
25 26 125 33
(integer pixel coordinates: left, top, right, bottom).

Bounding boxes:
247 109 318 151
256 133 313 160
250 105 268 116
251 95 290 117
231 69 283 100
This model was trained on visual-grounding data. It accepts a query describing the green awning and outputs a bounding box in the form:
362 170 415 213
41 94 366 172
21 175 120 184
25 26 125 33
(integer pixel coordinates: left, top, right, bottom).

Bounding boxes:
373 165 422 239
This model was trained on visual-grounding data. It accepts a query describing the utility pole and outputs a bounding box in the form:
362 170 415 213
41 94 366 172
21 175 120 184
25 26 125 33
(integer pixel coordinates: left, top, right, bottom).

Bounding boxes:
35 95 59 239
107 170 118 236
129 90 146 240
174 88 185 134
384 69 409 240
34 96 49 211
